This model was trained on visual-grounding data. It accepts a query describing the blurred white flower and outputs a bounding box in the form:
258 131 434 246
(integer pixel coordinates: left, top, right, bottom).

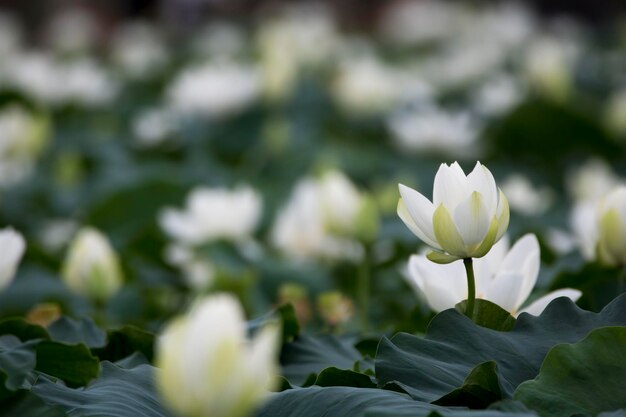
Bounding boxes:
164 244 216 290
421 41 506 89
398 162 509 263
546 228 577 256
0 228 26 291
157 293 280 417
472 74 526 118
271 171 366 261
501 174 553 217
465 3 534 51
332 55 407 115
167 62 261 118
568 159 619 203
568 160 621 260
593 186 626 266
524 36 578 101
160 186 262 246
46 9 99 54
570 185 626 265
111 22 168 79
62 227 124 302
3 53 63 105
132 107 178 147
379 0 460 46
3 55 117 107
257 3 339 101
388 104 480 157
406 234 581 316
192 22 246 59
39 219 79 253
61 59 119 107
0 105 49 187
571 201 599 261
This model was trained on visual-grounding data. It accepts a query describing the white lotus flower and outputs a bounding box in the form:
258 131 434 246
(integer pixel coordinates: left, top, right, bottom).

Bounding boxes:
0 228 26 291
406 234 581 316
472 74 526 118
568 159 619 203
388 104 480 157
524 36 578 101
157 294 279 417
398 162 509 263
61 227 123 302
379 0 459 46
166 62 261 118
0 105 50 187
595 186 626 266
568 160 621 260
332 55 404 115
132 107 178 147
111 22 168 79
159 186 262 246
271 171 366 261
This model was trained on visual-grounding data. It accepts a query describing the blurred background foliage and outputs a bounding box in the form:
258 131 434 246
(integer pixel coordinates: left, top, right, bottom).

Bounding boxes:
0 0 626 337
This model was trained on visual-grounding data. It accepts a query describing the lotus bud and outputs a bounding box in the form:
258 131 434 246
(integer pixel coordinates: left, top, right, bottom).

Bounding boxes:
317 291 354 327
354 195 380 243
156 294 280 417
398 161 509 263
0 228 26 291
596 186 626 266
61 227 123 302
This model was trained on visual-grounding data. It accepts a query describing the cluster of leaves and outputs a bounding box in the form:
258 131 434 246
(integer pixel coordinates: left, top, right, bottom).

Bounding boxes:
259 296 626 417
0 314 167 416
4 295 626 417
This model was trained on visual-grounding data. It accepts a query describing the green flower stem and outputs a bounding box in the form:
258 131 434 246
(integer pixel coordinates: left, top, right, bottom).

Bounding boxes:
463 258 476 318
357 249 370 332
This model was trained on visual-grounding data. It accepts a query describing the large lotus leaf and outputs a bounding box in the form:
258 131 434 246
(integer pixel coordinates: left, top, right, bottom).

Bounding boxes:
365 408 538 417
32 361 172 417
47 317 107 349
95 325 155 363
0 335 37 400
35 341 100 388
433 361 503 409
255 386 439 417
0 318 50 341
376 295 626 402
1 391 67 417
0 316 106 349
514 326 626 417
280 334 367 386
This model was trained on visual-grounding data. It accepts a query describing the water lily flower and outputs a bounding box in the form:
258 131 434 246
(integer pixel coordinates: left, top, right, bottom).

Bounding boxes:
62 227 123 302
398 161 509 264
406 234 581 316
0 228 26 291
156 293 280 417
